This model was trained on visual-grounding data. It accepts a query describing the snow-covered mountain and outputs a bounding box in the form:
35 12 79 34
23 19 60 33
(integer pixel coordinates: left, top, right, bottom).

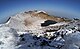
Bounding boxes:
6 10 70 31
0 10 80 49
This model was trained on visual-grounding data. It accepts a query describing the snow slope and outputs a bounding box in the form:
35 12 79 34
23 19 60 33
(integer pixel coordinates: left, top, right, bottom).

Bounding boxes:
0 26 18 49
0 10 80 49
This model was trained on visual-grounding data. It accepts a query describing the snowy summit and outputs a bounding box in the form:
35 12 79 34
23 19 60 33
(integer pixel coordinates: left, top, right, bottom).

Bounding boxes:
0 10 80 49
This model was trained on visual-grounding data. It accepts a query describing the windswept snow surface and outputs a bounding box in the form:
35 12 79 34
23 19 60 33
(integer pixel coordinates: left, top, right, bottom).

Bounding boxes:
0 20 80 49
0 26 18 49
0 11 80 49
34 10 47 14
61 32 80 49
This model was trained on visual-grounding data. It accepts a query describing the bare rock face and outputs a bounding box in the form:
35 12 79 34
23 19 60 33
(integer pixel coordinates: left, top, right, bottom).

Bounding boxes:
6 10 70 31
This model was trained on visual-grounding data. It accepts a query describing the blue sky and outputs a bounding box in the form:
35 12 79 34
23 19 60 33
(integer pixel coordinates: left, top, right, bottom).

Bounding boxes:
0 0 80 23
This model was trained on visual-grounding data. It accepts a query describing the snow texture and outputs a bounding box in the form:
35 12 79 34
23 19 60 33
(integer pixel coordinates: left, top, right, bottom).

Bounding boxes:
0 26 18 49
0 10 80 49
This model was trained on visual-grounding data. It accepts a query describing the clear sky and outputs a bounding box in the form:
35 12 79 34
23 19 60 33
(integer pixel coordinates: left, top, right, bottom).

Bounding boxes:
0 0 80 23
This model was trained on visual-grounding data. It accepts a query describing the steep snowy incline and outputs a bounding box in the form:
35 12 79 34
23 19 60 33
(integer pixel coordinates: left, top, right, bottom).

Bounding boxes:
0 26 19 49
0 10 80 49
6 10 71 31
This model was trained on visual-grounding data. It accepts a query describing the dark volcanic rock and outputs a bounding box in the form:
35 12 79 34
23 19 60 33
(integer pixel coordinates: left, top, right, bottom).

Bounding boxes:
41 20 57 27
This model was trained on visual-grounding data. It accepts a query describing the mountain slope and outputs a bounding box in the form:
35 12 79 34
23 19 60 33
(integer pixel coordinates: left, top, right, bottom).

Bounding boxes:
0 10 80 49
6 10 71 31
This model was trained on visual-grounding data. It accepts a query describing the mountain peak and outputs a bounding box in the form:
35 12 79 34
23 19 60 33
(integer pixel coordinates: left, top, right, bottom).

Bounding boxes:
4 10 72 30
0 10 80 49
34 10 47 14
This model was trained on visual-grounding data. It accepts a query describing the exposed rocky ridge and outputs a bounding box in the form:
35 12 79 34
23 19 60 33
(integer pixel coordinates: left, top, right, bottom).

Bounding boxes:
0 10 80 49
6 10 71 31
25 10 71 22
